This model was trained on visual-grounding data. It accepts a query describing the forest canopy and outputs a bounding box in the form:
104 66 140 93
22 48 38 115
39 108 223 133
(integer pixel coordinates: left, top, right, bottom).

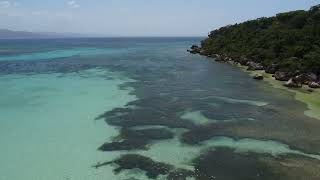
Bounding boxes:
200 4 320 76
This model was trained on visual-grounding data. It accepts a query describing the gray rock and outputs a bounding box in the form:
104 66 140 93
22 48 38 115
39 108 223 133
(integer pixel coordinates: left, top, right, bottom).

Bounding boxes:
294 73 318 84
214 54 224 62
188 45 201 54
308 82 320 88
265 64 278 74
306 73 318 82
284 79 302 88
274 71 291 81
246 61 264 71
253 74 264 80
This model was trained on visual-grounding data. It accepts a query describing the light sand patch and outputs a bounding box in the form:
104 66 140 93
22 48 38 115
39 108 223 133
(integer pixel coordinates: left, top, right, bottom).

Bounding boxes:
200 96 268 106
180 110 255 125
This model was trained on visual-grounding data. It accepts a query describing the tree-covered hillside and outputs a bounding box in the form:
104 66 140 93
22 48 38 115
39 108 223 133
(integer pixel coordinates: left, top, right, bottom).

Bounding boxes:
197 5 320 80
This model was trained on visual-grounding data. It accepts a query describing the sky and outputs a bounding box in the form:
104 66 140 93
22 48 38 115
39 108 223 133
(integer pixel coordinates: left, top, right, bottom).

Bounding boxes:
0 0 319 36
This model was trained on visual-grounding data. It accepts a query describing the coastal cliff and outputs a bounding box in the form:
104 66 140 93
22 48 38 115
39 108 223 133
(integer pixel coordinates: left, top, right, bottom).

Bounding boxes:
189 4 320 89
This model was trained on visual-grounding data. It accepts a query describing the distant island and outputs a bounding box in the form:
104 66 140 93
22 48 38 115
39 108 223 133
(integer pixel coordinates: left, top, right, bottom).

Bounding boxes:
189 4 320 89
0 29 90 39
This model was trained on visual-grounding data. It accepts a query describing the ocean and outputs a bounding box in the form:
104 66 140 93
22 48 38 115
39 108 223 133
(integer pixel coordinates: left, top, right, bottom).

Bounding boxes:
0 38 319 180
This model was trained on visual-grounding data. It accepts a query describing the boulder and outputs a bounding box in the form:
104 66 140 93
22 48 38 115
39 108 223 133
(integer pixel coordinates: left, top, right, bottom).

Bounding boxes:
294 73 318 84
228 60 236 65
246 61 264 71
308 82 320 88
284 78 302 88
199 49 210 56
274 71 291 81
214 54 224 62
293 75 304 83
239 57 250 65
253 74 264 80
306 73 318 82
264 64 278 74
188 45 201 54
226 57 233 61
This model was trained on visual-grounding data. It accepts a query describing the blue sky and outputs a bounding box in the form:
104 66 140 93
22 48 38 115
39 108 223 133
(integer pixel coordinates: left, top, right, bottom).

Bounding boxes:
0 0 319 36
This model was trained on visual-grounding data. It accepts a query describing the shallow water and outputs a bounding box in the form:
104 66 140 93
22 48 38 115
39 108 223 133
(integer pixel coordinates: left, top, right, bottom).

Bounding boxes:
0 48 127 61
0 38 319 179
0 69 136 180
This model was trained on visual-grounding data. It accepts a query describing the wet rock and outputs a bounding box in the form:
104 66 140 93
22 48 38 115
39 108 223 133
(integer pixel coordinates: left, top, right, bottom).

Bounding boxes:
188 45 201 54
308 82 320 88
199 49 210 56
264 64 278 74
306 73 318 82
247 61 264 71
226 57 233 62
274 71 291 81
293 73 317 85
284 78 302 88
211 54 223 62
253 74 264 80
239 57 251 65
296 73 318 84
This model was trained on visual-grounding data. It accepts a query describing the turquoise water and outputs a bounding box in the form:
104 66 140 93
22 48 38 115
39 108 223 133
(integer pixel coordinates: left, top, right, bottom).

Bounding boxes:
0 48 126 61
0 38 320 179
0 69 136 180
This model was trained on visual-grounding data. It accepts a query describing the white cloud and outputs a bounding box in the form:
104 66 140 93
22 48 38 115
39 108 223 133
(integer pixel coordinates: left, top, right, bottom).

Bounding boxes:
67 0 79 8
0 1 11 8
0 1 20 8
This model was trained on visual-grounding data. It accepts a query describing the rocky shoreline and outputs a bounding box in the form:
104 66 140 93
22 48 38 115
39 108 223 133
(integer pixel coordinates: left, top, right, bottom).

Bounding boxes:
188 45 320 90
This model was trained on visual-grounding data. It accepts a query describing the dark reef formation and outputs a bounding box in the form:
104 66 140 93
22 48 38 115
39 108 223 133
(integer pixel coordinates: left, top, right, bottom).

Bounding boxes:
189 4 320 89
193 148 279 180
193 148 320 180
92 154 194 179
98 128 174 151
93 148 320 180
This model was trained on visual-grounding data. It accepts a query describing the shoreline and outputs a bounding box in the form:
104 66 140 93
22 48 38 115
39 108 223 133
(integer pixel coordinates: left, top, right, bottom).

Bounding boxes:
197 54 320 121
255 70 320 120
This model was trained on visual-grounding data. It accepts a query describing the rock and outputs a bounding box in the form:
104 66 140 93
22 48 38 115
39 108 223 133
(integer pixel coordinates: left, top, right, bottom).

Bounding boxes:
293 75 304 83
213 54 224 62
308 82 320 88
226 57 233 61
294 73 318 84
239 57 250 65
253 74 264 80
274 71 291 81
228 60 236 65
284 78 302 88
265 64 278 74
246 61 264 71
199 49 209 56
306 73 318 82
188 45 201 54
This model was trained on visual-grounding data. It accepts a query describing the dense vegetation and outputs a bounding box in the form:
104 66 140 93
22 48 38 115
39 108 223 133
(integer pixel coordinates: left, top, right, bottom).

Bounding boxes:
199 5 320 77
